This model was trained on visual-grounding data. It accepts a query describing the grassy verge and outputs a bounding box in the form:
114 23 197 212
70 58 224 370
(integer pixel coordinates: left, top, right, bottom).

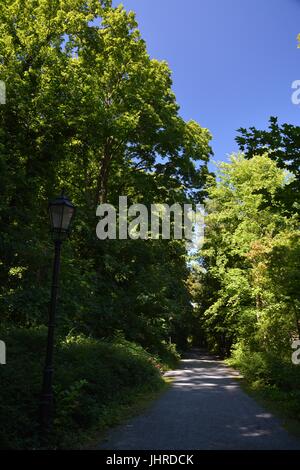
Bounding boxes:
234 376 300 439
226 347 300 439
82 379 171 449
0 327 178 449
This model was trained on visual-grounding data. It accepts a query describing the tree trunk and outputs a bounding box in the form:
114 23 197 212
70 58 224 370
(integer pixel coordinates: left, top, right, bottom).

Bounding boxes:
95 142 111 205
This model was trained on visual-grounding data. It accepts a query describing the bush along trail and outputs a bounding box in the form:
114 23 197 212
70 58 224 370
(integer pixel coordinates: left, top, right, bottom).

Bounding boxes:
0 327 179 449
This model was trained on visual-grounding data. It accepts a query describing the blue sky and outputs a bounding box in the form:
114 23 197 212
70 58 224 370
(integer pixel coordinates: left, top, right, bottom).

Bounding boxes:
113 0 300 170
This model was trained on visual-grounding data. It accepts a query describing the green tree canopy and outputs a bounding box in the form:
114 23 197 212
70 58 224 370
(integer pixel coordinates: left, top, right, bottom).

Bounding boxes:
0 0 212 351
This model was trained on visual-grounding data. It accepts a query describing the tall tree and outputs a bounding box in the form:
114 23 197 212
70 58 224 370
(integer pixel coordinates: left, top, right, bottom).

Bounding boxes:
236 117 300 215
0 0 212 350
194 154 298 356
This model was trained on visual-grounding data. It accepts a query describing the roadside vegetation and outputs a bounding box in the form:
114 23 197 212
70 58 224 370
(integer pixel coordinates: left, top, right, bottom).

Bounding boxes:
191 137 300 426
0 0 206 449
0 327 178 449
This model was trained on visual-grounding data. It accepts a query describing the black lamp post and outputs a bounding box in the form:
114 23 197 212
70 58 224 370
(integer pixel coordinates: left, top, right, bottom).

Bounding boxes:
39 191 75 434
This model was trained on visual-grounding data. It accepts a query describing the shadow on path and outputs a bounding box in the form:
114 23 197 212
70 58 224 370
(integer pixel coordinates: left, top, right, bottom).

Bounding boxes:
98 349 300 450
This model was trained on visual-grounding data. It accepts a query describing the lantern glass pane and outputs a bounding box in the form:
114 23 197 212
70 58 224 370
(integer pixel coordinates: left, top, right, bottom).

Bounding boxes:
50 205 64 230
61 206 74 231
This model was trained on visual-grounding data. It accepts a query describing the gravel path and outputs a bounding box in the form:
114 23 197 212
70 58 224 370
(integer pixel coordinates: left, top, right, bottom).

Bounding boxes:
98 350 300 450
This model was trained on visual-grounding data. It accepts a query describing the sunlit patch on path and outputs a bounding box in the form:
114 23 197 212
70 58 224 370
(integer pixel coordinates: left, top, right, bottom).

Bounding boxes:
98 350 300 450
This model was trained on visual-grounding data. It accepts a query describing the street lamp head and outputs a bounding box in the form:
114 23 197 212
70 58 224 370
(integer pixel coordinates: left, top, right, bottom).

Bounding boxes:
49 191 75 240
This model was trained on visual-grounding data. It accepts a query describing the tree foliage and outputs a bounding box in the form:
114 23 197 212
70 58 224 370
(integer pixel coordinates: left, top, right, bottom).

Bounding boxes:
0 0 212 353
236 117 300 215
194 154 300 356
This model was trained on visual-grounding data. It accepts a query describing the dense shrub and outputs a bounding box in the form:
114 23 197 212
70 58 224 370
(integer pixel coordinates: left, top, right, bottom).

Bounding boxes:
0 327 167 449
228 343 300 420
